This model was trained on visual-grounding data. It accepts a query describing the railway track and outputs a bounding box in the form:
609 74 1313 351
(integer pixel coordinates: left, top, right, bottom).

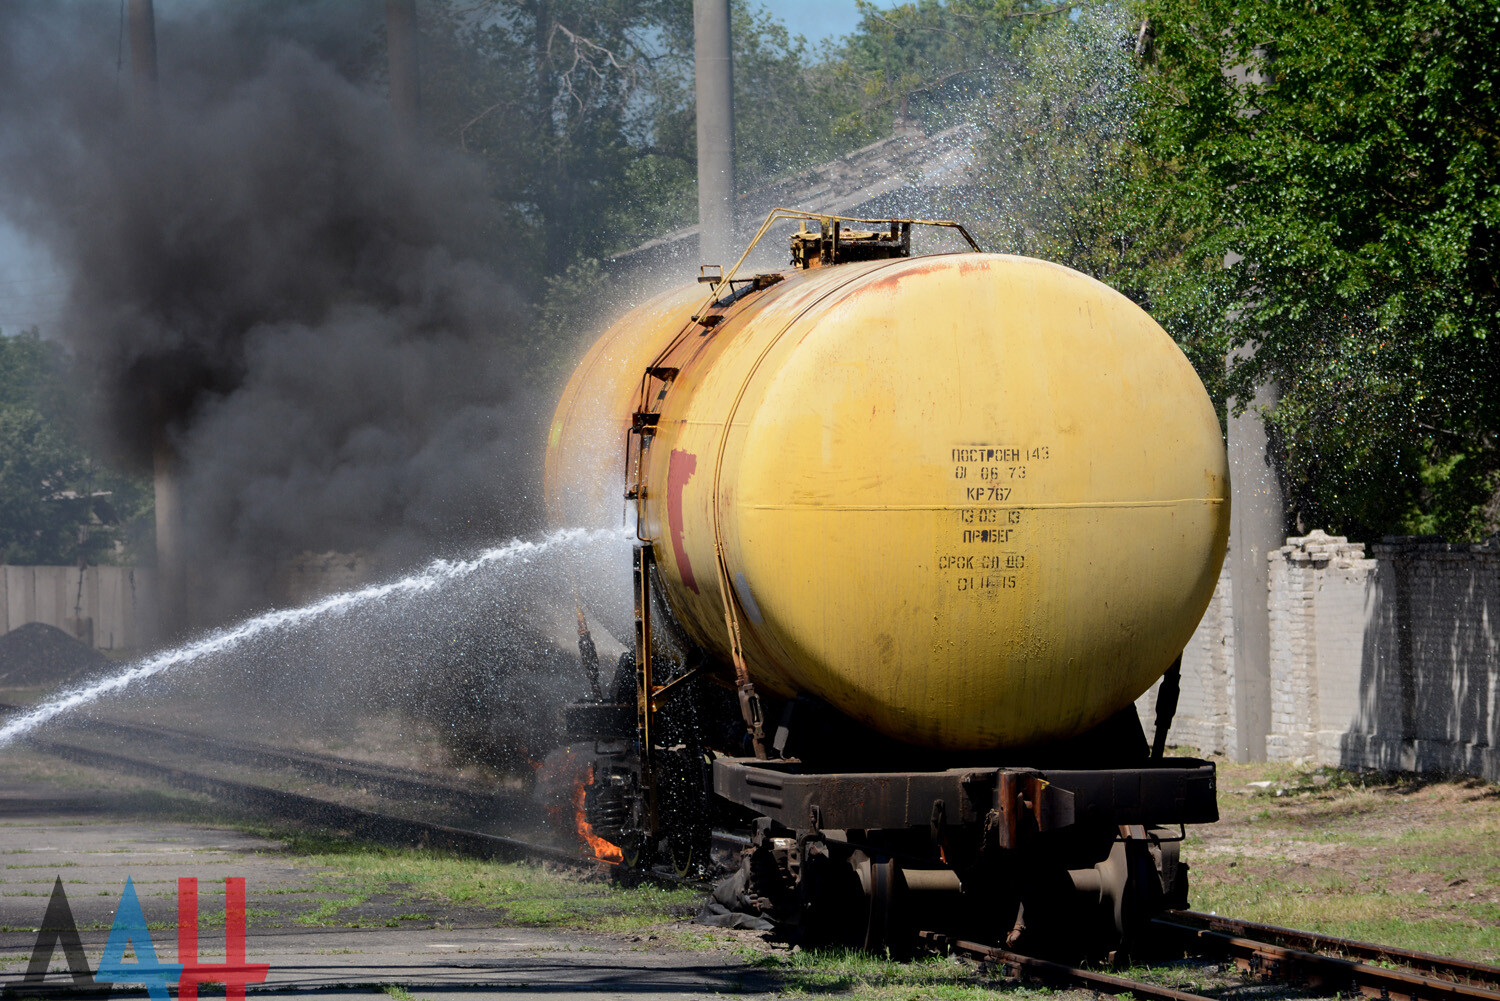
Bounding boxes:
918 931 1223 1001
23 733 585 865
24 710 540 828
1156 911 1500 1001
1 702 716 884
919 914 1500 1001
8 705 1498 999
1162 911 1500 989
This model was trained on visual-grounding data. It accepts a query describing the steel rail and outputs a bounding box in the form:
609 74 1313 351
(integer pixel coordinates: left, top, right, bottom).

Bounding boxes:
917 931 1221 1001
1 702 494 797
25 735 584 865
1154 919 1500 1001
1164 910 1500 989
22 710 536 824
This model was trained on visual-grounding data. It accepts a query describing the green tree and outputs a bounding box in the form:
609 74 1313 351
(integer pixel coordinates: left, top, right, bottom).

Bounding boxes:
730 3 867 187
0 329 153 565
971 9 1149 275
416 0 883 279
900 6 1229 404
413 0 888 381
417 0 699 282
1135 0 1500 540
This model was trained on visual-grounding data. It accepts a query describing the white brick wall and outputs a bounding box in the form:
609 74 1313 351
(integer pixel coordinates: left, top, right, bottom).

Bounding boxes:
1138 532 1500 782
1136 554 1234 755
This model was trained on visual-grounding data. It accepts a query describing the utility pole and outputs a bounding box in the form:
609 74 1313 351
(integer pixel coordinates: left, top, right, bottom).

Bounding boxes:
1226 344 1285 764
128 0 157 101
693 0 736 267
1221 50 1285 765
386 0 421 129
128 0 184 639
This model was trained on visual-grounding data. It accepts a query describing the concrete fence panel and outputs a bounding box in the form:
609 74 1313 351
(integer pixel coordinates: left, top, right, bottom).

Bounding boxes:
0 565 155 652
1137 556 1236 757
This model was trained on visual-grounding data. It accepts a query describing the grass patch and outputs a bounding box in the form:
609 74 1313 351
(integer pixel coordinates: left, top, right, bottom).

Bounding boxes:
385 912 433 927
292 893 371 927
751 949 1054 1000
246 829 703 933
4 748 702 935
1186 755 1500 964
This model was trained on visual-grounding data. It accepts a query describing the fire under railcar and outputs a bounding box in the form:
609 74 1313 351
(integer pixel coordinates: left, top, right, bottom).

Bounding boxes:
544 211 1228 955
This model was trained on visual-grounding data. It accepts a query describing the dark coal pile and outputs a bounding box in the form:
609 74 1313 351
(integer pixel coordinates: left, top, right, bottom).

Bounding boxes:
0 623 110 688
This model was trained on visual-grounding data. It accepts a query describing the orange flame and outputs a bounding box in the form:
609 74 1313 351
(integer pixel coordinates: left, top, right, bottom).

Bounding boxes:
574 768 623 864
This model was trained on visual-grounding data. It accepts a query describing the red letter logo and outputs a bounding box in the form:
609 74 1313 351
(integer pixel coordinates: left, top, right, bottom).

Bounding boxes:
177 877 269 1000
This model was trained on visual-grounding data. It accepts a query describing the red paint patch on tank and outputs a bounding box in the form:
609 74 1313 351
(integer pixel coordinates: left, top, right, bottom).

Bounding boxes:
667 449 699 593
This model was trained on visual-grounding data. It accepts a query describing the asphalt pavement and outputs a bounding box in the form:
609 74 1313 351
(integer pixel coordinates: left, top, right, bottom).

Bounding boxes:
0 749 773 1000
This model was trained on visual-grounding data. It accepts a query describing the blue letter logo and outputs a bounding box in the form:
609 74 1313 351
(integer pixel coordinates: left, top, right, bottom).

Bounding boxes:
94 877 184 1001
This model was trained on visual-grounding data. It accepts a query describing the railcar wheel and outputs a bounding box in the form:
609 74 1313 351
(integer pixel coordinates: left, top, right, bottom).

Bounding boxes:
796 835 864 946
655 744 712 878
861 856 900 954
1065 829 1164 960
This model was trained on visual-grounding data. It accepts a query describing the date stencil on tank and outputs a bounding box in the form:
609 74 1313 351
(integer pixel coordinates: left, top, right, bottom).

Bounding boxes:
943 443 1050 594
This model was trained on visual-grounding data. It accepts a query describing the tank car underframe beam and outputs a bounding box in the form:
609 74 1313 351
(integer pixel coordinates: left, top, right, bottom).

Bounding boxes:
712 757 1219 836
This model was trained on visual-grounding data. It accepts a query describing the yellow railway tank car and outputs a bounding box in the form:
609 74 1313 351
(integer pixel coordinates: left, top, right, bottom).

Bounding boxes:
546 213 1227 955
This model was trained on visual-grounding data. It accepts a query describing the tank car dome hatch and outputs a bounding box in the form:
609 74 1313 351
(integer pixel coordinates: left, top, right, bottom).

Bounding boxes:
545 212 1229 753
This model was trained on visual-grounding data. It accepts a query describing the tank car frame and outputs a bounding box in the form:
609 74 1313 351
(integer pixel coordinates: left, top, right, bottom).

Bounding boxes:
711 746 1216 953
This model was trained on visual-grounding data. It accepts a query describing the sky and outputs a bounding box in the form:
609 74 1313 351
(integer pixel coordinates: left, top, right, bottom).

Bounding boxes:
0 220 64 335
756 1 881 43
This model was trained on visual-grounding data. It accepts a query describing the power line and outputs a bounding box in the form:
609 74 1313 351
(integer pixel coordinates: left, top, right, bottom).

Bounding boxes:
117 0 126 77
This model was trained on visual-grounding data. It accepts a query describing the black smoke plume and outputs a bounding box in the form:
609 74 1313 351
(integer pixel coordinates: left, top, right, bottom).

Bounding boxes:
0 2 541 623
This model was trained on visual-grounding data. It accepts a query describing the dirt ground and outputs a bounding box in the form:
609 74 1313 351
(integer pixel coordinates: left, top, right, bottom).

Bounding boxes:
0 748 777 1000
1187 755 1500 963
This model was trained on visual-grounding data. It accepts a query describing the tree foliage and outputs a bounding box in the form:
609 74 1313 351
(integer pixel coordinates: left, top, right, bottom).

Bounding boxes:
415 0 875 289
911 5 1233 419
0 330 154 565
1135 0 1500 540
6 0 1495 551
416 0 692 282
970 9 1147 273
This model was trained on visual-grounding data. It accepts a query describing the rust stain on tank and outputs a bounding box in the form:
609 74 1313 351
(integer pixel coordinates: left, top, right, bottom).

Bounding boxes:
855 258 950 296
